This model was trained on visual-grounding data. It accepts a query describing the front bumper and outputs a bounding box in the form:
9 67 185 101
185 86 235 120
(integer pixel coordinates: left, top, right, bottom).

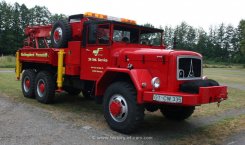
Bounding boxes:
143 86 228 106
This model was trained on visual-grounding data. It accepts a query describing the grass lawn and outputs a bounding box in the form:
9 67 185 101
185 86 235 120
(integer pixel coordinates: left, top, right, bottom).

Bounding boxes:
0 56 15 68
176 67 245 144
168 114 245 145
204 68 245 84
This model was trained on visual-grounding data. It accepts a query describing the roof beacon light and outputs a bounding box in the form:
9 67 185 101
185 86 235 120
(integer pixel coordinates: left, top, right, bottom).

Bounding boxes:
84 12 136 25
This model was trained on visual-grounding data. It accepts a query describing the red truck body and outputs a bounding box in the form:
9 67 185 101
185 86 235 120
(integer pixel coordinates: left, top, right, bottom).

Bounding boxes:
16 12 228 133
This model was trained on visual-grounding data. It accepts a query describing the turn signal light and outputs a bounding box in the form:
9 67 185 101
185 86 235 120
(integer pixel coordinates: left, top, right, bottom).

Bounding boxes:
84 12 107 19
84 12 136 25
121 18 136 25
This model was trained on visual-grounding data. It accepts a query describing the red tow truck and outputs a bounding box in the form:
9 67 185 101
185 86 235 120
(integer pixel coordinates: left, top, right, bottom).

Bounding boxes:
15 12 228 134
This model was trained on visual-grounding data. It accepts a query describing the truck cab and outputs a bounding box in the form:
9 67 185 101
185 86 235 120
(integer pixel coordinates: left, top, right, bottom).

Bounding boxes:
16 12 228 134
79 20 164 79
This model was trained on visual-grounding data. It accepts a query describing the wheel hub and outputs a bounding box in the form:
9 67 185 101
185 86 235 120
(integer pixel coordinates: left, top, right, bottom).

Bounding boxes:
109 94 128 122
54 27 62 43
39 83 45 93
110 101 122 117
37 79 45 98
25 79 30 89
23 76 31 92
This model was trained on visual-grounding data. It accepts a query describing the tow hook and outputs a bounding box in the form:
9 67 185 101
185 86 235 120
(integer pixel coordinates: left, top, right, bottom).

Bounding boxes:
217 98 224 107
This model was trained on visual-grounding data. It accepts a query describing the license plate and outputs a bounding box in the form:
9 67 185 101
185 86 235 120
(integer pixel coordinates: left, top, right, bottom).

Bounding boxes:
153 94 182 103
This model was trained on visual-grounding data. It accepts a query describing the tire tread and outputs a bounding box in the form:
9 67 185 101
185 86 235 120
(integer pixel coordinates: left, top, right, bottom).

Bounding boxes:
103 81 144 134
35 71 55 104
160 106 195 121
21 69 36 98
51 20 71 48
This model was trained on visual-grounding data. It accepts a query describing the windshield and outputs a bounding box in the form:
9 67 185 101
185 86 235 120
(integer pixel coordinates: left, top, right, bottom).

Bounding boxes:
113 24 162 46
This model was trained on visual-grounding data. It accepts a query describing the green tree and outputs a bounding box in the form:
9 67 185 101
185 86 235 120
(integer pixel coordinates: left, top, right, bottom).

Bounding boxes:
0 2 3 55
217 23 230 61
174 22 188 49
207 26 217 59
29 6 51 25
196 28 209 58
0 1 14 54
230 27 240 62
164 26 174 48
20 4 30 30
223 25 236 62
238 20 245 63
12 2 22 52
0 2 62 55
186 26 196 51
50 13 67 23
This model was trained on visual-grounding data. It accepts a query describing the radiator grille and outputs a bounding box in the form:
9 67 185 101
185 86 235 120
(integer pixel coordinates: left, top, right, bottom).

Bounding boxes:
177 56 202 80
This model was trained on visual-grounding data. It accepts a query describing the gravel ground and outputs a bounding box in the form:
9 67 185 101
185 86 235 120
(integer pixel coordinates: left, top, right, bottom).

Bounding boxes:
0 94 245 145
0 95 146 145
222 83 245 91
0 70 14 73
224 131 245 145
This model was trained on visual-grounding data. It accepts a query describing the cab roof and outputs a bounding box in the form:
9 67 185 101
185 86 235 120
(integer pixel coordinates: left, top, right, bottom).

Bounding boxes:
68 13 164 33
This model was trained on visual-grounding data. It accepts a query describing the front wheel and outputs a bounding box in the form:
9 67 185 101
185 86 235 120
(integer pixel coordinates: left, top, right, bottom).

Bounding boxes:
35 71 55 104
103 82 144 134
160 105 195 121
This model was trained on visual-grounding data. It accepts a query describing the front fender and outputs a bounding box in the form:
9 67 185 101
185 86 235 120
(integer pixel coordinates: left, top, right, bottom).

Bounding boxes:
96 67 153 103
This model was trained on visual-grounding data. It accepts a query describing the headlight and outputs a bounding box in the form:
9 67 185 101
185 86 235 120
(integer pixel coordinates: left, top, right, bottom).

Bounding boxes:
151 77 160 89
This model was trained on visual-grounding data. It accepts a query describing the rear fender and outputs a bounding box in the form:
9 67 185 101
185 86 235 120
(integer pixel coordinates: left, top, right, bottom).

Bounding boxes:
96 68 153 103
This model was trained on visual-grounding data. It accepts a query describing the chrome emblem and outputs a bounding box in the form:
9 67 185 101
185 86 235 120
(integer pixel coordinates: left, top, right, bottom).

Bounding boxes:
187 59 194 78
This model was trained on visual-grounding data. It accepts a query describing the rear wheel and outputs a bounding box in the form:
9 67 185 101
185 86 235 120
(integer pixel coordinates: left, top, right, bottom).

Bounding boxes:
21 69 36 98
160 105 195 121
103 82 144 134
35 71 55 104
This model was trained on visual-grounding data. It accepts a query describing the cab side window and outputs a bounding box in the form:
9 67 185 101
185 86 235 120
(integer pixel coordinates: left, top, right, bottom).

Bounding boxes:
97 24 110 44
88 24 110 45
88 24 97 44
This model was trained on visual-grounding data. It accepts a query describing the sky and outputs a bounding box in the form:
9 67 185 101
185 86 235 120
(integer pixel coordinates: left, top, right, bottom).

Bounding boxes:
4 0 245 30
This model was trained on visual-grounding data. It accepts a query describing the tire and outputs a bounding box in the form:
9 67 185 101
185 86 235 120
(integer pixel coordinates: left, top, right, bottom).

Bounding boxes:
103 82 144 134
35 71 55 104
180 79 219 94
21 69 36 98
51 20 71 48
64 86 82 96
160 105 195 121
208 79 219 86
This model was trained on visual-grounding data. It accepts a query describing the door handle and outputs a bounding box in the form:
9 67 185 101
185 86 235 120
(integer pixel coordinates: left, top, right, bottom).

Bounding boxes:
86 49 90 51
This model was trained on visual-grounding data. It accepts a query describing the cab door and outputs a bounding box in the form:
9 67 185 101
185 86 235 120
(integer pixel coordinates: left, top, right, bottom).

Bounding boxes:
80 23 111 80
